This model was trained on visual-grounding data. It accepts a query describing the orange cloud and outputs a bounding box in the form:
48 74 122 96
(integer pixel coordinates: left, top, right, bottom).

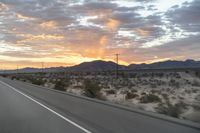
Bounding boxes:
40 21 58 29
97 36 109 57
100 36 109 46
106 18 120 31
17 34 64 44
67 34 110 59
0 3 8 11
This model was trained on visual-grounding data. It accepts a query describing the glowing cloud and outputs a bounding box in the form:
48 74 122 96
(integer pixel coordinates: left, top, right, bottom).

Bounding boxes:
17 34 64 44
40 21 58 29
0 3 8 11
106 18 120 31
16 14 36 21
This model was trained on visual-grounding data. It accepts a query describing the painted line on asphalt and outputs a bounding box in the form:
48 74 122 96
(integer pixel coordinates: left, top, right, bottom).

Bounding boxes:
0 80 92 133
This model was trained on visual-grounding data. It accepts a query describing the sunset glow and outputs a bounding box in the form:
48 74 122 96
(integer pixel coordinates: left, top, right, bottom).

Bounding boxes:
0 0 200 69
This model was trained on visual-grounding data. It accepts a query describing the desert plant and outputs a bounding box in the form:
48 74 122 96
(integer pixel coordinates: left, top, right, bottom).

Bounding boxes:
11 76 16 80
30 78 45 85
140 94 161 103
141 92 146 95
2 75 7 78
131 89 137 93
125 92 139 100
192 80 200 87
156 102 185 118
83 79 102 99
161 93 169 100
54 80 66 91
195 71 200 78
169 79 180 88
106 89 116 95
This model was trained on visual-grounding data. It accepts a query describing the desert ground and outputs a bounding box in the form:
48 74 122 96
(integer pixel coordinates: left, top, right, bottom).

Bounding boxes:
4 69 200 123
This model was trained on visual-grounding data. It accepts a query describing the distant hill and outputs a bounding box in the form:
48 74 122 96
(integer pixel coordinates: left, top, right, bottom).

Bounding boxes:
128 59 200 69
69 60 126 71
1 67 66 74
1 59 200 74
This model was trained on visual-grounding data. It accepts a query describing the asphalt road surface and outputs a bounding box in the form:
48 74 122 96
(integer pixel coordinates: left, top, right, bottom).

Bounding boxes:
0 77 199 133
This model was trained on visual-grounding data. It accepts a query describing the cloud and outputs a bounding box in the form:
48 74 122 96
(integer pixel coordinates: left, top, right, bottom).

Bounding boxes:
40 21 58 29
107 35 200 63
106 18 121 31
0 0 199 68
166 0 200 32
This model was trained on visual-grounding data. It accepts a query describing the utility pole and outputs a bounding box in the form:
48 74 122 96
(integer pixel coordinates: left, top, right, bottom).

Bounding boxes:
65 67 68 79
115 54 119 79
41 62 44 73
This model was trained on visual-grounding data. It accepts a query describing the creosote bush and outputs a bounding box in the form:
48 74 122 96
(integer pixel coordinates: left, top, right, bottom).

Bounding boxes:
54 80 66 91
31 78 45 85
156 101 186 118
83 79 102 99
140 94 161 103
125 92 138 99
106 89 116 95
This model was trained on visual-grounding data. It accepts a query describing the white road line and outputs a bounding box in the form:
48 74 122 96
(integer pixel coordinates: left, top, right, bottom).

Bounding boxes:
0 80 92 133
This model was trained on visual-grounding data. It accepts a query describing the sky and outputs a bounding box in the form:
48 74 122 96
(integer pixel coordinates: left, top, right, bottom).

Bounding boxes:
0 0 200 69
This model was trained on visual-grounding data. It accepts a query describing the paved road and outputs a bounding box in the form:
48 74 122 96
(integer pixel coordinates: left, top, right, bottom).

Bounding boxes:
0 77 199 133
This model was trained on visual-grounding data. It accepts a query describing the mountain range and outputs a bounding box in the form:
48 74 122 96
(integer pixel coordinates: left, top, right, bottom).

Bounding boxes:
128 59 200 69
1 59 200 73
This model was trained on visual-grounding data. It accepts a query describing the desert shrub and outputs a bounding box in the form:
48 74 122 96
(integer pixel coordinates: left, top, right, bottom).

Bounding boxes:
161 93 169 100
169 79 180 88
178 96 184 100
11 76 16 80
106 89 116 95
158 73 164 78
141 92 146 95
150 84 157 88
195 72 200 78
192 88 198 93
54 80 66 91
11 76 14 80
62 78 70 87
192 104 200 111
140 94 161 103
125 92 139 99
83 79 102 99
2 75 7 78
175 75 181 79
185 89 191 94
30 78 45 85
192 80 200 87
131 89 137 93
156 102 186 118
151 89 159 94
178 101 188 109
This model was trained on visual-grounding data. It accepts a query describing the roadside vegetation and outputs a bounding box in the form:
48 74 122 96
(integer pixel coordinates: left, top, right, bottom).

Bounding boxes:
140 94 161 103
156 101 187 118
54 80 66 91
83 79 103 99
2 69 200 123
